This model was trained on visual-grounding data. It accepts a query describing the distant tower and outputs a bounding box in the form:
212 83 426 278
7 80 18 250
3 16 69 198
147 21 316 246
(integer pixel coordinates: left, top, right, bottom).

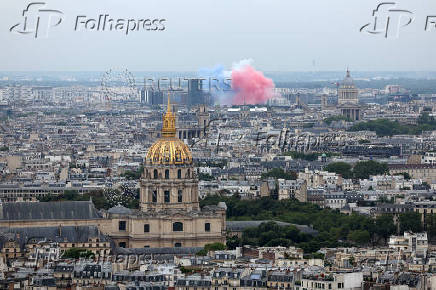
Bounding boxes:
321 95 328 109
186 79 205 106
295 94 301 107
196 104 209 137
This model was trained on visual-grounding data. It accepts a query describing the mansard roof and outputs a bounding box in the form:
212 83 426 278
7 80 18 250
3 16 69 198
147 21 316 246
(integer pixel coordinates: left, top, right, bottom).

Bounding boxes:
0 201 101 220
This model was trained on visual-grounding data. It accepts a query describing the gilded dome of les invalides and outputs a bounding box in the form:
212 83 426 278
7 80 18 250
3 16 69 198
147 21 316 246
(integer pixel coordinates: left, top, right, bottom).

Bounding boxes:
145 96 193 165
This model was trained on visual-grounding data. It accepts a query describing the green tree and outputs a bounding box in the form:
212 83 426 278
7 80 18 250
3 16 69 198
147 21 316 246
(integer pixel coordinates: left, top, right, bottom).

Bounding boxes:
374 214 396 243
324 115 352 125
347 230 370 245
399 212 422 233
226 235 241 250
353 160 388 179
324 162 353 179
204 242 226 251
62 248 94 259
261 168 297 180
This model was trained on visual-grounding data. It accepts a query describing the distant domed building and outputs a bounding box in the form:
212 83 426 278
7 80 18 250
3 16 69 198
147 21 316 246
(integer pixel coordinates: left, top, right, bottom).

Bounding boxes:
337 69 362 121
338 69 359 106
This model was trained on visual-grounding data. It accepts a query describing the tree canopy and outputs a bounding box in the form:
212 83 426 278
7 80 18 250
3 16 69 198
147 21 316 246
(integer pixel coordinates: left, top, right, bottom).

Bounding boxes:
324 160 388 179
349 112 436 136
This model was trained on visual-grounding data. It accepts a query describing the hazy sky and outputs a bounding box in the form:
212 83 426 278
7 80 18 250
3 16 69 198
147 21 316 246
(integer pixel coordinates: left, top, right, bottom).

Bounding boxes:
1 0 436 71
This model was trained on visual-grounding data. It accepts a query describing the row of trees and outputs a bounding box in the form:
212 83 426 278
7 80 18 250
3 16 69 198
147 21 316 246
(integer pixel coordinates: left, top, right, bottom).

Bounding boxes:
349 112 436 137
201 195 424 253
324 160 388 179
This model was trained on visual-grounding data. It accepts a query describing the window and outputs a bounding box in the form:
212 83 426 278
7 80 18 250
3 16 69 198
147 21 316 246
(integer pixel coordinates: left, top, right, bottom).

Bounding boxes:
152 190 157 203
173 222 183 231
118 221 126 231
144 224 150 233
165 169 169 179
177 169 182 179
119 242 126 248
164 190 170 203
153 169 158 179
187 169 190 178
178 190 183 202
205 223 211 232
174 242 182 247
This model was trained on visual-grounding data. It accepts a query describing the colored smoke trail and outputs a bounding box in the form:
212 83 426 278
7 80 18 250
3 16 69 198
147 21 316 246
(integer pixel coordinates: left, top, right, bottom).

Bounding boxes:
197 59 276 105
231 63 275 105
197 64 233 105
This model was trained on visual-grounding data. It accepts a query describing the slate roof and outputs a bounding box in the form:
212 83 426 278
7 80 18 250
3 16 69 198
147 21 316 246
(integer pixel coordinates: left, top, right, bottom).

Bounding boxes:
0 225 110 249
0 201 101 220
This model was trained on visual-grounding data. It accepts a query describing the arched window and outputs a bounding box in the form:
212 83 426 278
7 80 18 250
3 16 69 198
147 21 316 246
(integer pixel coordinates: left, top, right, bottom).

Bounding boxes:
177 169 182 179
173 222 183 232
165 169 169 179
153 169 158 179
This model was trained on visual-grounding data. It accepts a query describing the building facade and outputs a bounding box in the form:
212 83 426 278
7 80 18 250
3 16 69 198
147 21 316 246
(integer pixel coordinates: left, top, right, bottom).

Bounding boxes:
101 97 226 248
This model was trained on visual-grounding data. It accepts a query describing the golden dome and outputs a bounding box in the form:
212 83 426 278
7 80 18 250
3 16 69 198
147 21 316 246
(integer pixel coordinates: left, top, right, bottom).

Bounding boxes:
145 95 193 165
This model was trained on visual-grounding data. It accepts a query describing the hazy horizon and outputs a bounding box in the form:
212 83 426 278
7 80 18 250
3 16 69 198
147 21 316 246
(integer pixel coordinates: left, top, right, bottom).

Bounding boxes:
2 0 436 71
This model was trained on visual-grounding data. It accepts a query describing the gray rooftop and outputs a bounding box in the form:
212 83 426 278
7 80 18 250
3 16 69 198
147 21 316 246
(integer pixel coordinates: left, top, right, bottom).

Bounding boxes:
226 220 318 235
0 201 102 220
0 225 109 249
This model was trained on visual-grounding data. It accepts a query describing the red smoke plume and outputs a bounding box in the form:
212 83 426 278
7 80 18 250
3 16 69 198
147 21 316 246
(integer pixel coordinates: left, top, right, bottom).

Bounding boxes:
231 65 275 105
